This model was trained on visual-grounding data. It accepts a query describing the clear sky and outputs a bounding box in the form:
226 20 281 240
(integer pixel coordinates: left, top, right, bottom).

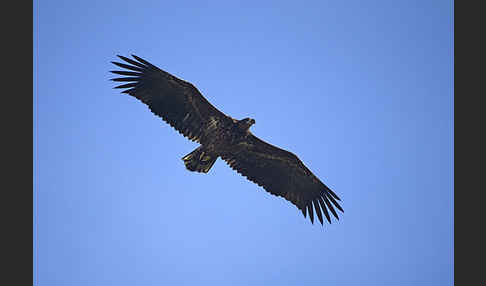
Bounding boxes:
34 1 454 285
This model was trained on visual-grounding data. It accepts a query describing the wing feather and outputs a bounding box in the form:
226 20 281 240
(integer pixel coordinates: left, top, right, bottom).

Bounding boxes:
322 195 339 220
313 199 324 225
222 134 343 225
110 54 231 143
307 204 314 224
318 197 331 224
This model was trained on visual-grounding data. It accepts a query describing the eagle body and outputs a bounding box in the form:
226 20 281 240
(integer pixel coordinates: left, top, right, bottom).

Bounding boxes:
111 54 343 225
182 117 255 173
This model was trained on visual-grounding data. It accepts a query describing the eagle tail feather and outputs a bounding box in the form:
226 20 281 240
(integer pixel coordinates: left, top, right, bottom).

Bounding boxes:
182 147 217 173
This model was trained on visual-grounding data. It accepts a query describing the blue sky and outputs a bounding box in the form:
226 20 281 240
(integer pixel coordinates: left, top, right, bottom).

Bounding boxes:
34 1 454 285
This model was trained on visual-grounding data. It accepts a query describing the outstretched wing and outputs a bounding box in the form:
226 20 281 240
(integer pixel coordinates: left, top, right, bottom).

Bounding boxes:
222 134 343 225
110 55 232 144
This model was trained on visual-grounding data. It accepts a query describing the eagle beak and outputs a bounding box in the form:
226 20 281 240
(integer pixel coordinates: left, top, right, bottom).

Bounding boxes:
250 119 255 125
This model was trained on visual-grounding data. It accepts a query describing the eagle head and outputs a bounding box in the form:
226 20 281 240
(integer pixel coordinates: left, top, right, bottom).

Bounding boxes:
238 117 256 131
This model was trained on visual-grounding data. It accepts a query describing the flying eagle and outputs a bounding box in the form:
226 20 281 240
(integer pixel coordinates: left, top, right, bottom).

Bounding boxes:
110 54 343 225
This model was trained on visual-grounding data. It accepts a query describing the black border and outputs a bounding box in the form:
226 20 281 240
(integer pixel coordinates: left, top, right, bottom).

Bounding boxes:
3 1 33 285
454 0 483 284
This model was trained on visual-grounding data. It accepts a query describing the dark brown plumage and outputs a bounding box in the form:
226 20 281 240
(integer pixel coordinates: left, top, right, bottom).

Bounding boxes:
110 54 343 225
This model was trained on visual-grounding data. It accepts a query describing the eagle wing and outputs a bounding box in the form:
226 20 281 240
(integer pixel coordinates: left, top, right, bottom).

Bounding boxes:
222 134 343 225
110 55 232 143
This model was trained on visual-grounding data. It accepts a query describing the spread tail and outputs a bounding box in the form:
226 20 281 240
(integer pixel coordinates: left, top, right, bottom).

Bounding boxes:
182 146 217 173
